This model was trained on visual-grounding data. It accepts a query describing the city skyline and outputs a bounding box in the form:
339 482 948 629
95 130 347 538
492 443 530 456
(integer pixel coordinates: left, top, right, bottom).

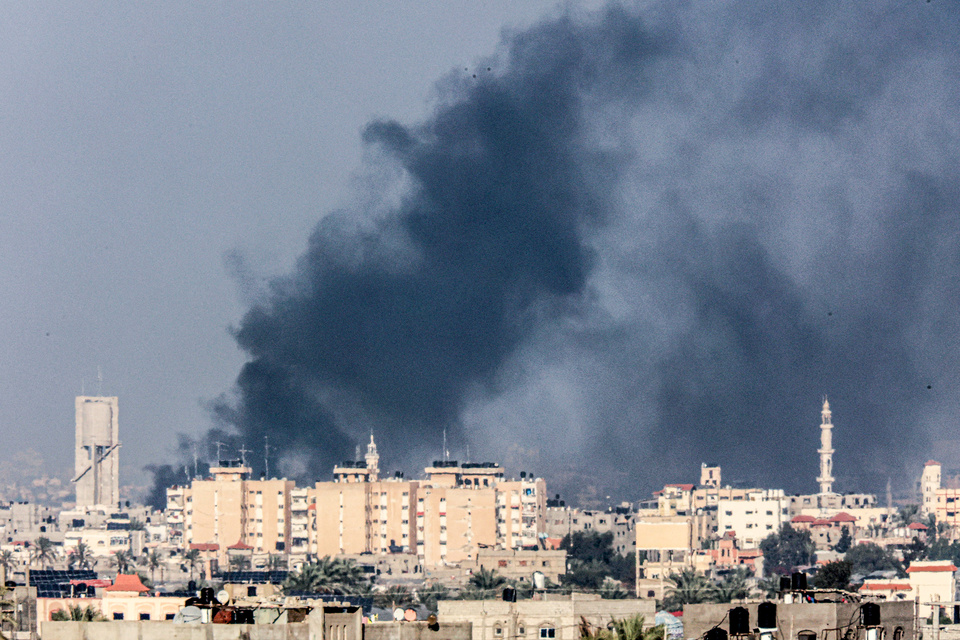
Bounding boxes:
3 2 960 503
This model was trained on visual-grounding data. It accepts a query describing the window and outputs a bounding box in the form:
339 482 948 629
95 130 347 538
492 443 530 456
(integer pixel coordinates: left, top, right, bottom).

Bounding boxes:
113 613 124 620
647 590 655 598
495 626 503 636
540 628 556 639
519 626 526 635
165 613 175 620
139 613 150 620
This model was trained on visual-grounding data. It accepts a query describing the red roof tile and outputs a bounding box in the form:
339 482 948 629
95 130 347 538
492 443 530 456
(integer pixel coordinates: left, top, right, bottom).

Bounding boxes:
926 460 941 466
907 564 957 573
105 574 149 593
829 512 857 523
791 515 815 523
908 522 928 530
189 543 219 551
664 484 695 491
228 540 254 550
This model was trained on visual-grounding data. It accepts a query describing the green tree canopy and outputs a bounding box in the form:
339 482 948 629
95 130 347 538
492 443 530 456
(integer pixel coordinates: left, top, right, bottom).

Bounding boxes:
759 524 815 573
283 557 369 595
844 542 902 576
834 527 853 554
662 569 717 612
814 560 852 590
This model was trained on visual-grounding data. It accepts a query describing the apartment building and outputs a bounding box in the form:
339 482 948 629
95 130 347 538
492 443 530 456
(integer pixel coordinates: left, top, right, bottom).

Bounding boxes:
716 489 787 548
166 461 294 562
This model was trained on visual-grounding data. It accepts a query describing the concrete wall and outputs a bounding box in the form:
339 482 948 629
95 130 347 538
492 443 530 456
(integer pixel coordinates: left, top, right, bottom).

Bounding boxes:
40 621 311 640
365 621 473 640
684 601 915 640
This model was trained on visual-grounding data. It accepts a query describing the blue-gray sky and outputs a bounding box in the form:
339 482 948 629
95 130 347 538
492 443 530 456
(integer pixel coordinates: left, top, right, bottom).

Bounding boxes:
0 2 596 491
4 1 960 505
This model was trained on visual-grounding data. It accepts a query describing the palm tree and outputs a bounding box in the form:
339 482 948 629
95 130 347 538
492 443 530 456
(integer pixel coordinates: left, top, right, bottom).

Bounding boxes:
417 583 450 613
374 585 414 609
51 605 105 621
183 549 201 582
266 554 285 571
113 550 134 574
599 577 629 599
0 584 16 640
0 551 14 578
229 555 251 571
713 568 752 603
461 567 507 599
608 616 665 640
145 550 163 584
283 557 368 595
68 543 91 571
662 569 718 612
30 537 55 570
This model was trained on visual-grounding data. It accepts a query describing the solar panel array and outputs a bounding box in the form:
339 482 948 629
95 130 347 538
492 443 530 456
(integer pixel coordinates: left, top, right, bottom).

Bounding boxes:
30 569 98 598
219 570 289 584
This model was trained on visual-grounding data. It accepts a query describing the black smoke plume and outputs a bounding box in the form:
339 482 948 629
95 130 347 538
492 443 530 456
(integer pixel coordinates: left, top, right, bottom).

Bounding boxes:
152 2 960 504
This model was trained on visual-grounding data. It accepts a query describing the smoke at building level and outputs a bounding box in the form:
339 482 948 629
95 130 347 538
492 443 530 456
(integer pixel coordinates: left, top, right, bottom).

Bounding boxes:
148 2 960 506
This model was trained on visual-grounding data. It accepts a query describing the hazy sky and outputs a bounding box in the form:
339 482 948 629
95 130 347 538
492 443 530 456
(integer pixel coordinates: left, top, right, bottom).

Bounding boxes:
0 2 592 489
4 2 960 505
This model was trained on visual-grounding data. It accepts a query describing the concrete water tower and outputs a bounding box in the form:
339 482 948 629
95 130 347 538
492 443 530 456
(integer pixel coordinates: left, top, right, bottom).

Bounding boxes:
73 396 120 508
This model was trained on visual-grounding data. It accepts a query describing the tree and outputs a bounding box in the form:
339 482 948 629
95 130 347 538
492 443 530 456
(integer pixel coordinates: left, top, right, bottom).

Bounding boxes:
374 585 414 609
145 550 163 584
834 527 853 554
599 577 629 599
68 543 91 571
844 542 902 576
266 554 286 571
283 557 368 595
759 525 815 573
581 615 664 640
30 537 55 569
814 560 852 590
922 537 960 566
461 567 509 599
713 568 751 603
0 584 17 640
113 550 135 574
662 569 717 612
0 551 14 577
183 549 201 582
417 583 450 613
563 559 611 590
229 555 251 571
51 605 106 621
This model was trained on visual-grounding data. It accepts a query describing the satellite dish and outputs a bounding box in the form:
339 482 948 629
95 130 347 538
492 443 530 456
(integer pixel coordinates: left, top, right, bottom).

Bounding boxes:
217 590 231 605
393 608 405 621
174 606 202 624
404 608 418 622
532 571 546 590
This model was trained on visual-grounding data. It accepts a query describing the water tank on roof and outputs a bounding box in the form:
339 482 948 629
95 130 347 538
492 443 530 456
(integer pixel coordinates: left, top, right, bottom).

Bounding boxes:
81 401 113 446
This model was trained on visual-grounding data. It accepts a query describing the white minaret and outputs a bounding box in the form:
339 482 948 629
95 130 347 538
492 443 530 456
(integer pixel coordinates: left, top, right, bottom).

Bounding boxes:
817 397 835 495
364 433 380 482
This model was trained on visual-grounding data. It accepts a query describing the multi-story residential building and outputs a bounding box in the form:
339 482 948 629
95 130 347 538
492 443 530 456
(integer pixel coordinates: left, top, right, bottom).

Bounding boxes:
716 489 787 548
545 505 635 555
921 460 942 516
166 460 294 562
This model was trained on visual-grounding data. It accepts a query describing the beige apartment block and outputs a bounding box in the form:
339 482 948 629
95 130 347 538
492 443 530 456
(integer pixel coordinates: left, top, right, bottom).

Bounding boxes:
311 477 419 556
417 484 498 567
474 548 566 584
166 463 294 562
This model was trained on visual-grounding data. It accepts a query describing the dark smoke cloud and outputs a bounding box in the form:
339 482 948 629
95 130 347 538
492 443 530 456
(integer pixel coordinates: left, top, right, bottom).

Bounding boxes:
154 1 960 504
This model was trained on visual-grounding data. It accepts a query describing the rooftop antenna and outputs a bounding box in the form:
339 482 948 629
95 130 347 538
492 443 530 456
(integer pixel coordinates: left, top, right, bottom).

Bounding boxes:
443 429 449 462
264 435 270 479
81 377 85 396
238 444 251 468
214 441 226 465
466 444 470 462
96 366 103 396
193 445 199 479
